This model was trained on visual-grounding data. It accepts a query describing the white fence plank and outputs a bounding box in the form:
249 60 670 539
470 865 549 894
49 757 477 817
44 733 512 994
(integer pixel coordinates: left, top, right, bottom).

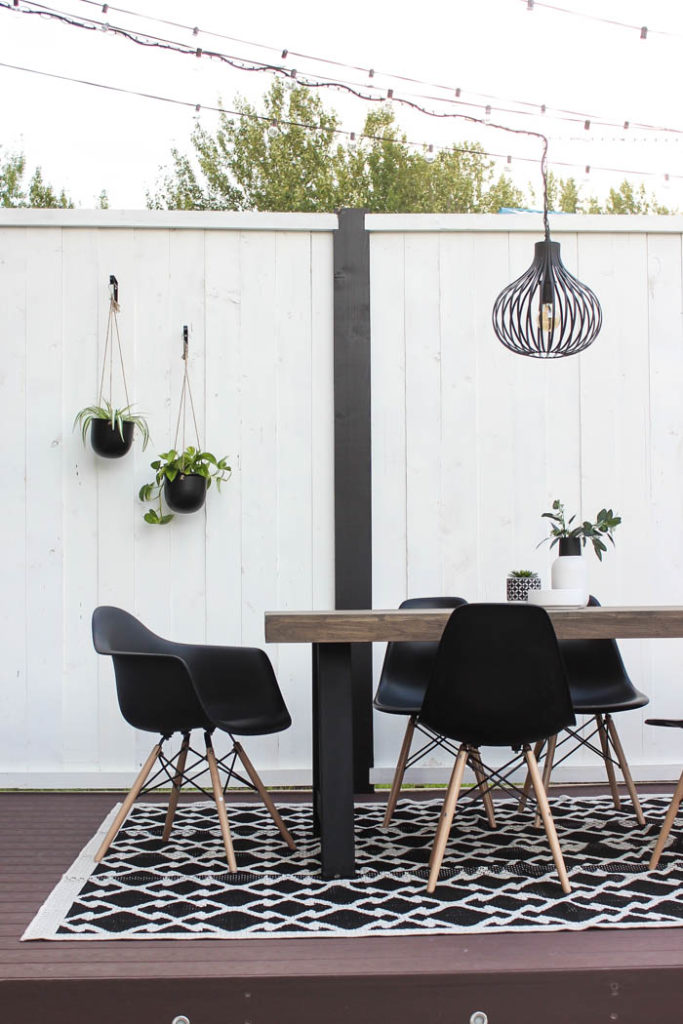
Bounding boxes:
3 213 683 786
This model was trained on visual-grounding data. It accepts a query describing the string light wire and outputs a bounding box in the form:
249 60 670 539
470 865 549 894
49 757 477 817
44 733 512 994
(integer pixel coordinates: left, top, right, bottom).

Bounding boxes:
5 0 683 141
0 56 679 188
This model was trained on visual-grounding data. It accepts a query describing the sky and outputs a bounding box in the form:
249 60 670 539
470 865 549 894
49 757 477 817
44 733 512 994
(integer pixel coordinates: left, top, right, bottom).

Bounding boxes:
1 0 682 209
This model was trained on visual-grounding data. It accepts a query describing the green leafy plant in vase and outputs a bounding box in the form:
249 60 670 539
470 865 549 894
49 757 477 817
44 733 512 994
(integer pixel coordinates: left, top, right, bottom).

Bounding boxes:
539 498 622 602
539 499 621 560
139 446 231 524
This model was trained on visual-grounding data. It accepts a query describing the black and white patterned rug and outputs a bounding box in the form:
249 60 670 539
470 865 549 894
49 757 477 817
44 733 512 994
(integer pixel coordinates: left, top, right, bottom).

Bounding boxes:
23 795 683 940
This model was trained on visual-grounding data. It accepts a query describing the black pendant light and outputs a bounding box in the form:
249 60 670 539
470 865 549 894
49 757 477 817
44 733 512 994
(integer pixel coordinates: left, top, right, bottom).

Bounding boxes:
492 141 602 358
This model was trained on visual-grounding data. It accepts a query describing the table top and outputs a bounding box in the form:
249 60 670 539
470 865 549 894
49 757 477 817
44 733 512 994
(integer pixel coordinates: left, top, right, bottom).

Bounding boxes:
264 605 683 643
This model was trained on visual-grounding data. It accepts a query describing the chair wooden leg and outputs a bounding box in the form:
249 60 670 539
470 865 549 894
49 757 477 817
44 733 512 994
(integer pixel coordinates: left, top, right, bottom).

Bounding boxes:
605 715 646 826
524 745 571 894
95 742 161 862
427 745 469 893
234 741 296 850
162 733 190 842
470 747 496 829
597 715 622 811
518 739 545 813
649 769 683 870
534 733 557 829
205 736 238 873
382 716 417 828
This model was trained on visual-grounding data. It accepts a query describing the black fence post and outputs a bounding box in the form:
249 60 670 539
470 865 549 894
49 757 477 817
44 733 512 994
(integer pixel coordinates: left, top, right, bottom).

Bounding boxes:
333 208 374 794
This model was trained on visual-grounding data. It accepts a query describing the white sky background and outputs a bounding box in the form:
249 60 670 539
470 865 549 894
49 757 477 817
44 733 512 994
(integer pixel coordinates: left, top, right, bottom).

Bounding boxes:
0 0 682 208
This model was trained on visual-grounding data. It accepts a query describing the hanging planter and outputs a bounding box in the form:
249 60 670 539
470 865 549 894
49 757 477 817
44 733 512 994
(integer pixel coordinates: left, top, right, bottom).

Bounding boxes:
73 276 150 458
139 327 231 525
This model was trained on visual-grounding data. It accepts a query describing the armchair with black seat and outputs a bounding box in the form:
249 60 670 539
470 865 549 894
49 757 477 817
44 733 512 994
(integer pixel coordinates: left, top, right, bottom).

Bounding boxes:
92 606 295 871
520 595 649 826
373 596 467 827
417 602 576 895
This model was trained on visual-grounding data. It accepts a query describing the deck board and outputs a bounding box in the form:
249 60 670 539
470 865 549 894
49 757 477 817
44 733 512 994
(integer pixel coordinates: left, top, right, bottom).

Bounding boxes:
2 791 682 1023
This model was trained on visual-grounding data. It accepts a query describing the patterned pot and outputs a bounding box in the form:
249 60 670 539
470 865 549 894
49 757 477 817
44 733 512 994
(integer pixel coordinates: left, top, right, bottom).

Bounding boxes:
506 575 542 602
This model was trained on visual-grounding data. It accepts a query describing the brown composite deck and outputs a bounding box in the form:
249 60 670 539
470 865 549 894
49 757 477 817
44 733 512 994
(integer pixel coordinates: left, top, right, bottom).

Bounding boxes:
2 789 682 1024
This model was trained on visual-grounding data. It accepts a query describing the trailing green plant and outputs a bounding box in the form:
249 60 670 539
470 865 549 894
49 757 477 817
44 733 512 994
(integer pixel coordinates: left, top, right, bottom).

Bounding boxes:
139 446 231 524
539 498 622 561
73 400 150 448
508 569 539 578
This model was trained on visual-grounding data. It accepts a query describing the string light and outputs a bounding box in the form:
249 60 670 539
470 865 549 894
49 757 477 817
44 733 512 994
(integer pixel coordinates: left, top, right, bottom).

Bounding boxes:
0 55 680 191
518 0 683 41
11 0 683 142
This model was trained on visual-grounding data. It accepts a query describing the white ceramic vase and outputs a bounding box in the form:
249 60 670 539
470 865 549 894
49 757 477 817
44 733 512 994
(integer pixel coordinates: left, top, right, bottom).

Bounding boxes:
551 537 589 605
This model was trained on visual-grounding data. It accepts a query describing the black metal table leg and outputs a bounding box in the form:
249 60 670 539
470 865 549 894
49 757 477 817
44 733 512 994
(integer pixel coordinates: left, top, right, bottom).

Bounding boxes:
312 641 356 878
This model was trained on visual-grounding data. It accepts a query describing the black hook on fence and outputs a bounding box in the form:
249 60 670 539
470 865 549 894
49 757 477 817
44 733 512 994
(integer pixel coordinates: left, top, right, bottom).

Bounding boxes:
109 274 118 303
183 325 189 361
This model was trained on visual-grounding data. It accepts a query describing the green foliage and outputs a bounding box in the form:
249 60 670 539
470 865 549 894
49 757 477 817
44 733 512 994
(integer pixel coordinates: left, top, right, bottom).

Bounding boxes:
73 401 150 448
539 498 622 561
139 446 231 525
603 180 672 215
149 83 525 214
1 148 75 208
508 569 539 578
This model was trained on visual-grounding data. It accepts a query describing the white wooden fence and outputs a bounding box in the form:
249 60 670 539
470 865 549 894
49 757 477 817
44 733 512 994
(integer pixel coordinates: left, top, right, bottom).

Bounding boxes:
1 209 682 788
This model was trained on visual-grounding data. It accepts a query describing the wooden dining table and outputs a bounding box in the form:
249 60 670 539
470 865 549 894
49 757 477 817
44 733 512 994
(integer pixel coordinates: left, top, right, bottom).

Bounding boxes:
264 605 683 879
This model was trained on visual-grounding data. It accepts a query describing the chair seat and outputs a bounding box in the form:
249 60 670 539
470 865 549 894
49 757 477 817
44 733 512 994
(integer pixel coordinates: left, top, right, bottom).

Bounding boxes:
572 685 649 715
373 692 421 716
209 708 292 736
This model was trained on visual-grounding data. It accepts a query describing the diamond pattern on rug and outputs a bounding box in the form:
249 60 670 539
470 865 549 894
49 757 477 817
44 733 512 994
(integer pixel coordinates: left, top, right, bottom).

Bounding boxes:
22 795 683 940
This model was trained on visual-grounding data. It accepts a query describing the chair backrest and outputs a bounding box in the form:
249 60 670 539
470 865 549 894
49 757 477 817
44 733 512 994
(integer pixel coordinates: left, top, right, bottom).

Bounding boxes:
419 603 576 748
91 606 212 736
374 597 468 714
558 595 641 703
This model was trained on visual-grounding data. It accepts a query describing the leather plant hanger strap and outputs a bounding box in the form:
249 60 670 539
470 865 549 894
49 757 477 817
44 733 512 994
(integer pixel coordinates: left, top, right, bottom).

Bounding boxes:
173 325 202 454
97 275 131 410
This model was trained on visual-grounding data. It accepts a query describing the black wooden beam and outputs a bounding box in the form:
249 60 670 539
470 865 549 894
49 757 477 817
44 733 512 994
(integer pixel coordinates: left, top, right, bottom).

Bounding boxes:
333 208 373 793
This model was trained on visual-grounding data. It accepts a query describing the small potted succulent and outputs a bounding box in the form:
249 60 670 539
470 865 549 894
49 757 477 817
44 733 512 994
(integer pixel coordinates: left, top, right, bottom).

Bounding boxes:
139 446 231 524
506 570 541 602
74 400 150 459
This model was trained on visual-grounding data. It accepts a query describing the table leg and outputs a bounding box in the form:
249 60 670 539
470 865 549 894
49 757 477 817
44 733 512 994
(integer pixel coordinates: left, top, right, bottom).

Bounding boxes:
312 642 356 878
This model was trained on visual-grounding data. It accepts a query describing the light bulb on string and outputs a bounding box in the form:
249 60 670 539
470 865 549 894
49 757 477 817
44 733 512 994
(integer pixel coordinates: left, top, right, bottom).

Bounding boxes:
504 155 512 176
425 144 435 163
348 132 358 152
268 120 279 138
491 136 602 359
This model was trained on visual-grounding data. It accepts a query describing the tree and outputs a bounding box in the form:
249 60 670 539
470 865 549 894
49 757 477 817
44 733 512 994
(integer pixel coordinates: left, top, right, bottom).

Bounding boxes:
0 148 74 208
603 180 671 215
149 82 525 214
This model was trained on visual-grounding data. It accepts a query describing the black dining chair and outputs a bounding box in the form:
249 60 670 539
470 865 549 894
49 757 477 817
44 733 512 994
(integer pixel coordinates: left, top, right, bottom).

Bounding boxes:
418 603 576 894
645 718 683 869
92 606 295 870
373 596 468 827
520 595 649 826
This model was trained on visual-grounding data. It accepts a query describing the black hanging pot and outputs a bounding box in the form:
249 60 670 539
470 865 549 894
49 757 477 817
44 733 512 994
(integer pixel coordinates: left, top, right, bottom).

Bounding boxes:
164 473 207 514
90 418 135 459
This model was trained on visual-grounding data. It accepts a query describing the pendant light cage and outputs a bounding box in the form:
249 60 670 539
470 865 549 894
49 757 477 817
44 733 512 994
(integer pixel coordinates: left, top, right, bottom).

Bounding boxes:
492 139 603 358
